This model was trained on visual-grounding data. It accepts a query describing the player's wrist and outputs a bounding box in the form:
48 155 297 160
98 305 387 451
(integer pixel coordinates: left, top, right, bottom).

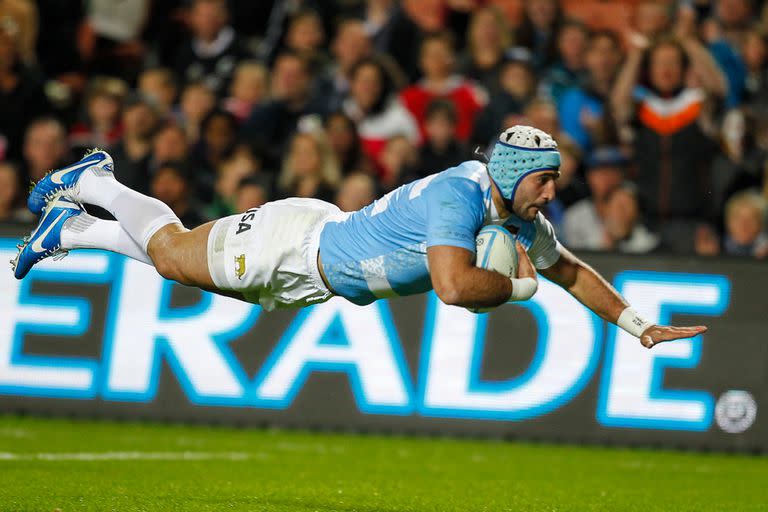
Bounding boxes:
617 307 654 338
508 277 537 302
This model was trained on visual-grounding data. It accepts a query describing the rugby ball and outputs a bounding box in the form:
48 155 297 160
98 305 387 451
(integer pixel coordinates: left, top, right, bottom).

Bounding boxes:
468 225 518 313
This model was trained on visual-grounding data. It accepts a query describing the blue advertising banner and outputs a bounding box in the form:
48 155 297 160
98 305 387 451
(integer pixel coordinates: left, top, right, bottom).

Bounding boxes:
0 234 764 452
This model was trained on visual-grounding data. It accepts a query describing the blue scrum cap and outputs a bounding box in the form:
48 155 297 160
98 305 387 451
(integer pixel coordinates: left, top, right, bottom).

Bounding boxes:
487 125 561 202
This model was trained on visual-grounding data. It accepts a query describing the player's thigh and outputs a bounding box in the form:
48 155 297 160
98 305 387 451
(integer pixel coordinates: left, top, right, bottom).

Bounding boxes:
148 221 242 298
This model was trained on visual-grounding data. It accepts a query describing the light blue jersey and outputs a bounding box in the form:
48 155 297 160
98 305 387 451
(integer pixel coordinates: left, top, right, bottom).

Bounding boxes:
319 161 562 305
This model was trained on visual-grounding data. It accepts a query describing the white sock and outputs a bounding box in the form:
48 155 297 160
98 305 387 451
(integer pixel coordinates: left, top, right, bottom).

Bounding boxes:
60 213 153 266
76 171 182 251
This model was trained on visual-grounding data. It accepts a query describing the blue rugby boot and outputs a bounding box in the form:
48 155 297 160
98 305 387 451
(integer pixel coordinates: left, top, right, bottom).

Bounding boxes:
11 194 84 279
27 149 113 215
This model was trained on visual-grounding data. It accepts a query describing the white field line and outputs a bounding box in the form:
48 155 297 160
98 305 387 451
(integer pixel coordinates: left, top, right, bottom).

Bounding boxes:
0 451 266 462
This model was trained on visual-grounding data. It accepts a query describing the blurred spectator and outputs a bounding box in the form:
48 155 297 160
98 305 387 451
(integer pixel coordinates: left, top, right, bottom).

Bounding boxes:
0 0 37 65
343 57 418 169
0 161 34 222
741 28 768 110
324 111 373 175
22 117 68 183
522 98 563 144
223 61 268 124
80 0 149 82
335 172 377 212
177 81 216 144
611 34 727 252
36 0 85 95
150 123 190 172
327 19 373 111
400 31 487 144
713 0 754 49
471 48 537 147
111 93 160 194
174 0 251 96
514 0 564 69
458 6 513 95
723 189 768 258
282 9 327 72
209 142 265 218
694 223 722 256
356 0 400 55
413 100 467 179
601 183 660 253
193 109 238 203
68 78 127 154
633 0 671 41
243 50 327 167
544 20 589 105
234 174 271 213
150 160 207 227
563 147 627 249
559 30 623 154
710 109 767 221
0 17 52 161
379 134 418 191
277 128 341 202
138 68 178 118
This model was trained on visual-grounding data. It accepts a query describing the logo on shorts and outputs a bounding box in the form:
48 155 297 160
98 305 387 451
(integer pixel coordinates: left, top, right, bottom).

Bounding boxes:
235 254 246 280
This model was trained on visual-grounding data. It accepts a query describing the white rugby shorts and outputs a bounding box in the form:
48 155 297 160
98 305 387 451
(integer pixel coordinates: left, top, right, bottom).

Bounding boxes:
206 198 343 311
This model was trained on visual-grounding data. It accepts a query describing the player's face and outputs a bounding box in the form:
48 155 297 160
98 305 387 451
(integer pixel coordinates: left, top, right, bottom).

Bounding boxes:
512 170 559 221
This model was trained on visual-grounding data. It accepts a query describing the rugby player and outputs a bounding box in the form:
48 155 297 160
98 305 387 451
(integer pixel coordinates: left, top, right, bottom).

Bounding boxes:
12 125 705 348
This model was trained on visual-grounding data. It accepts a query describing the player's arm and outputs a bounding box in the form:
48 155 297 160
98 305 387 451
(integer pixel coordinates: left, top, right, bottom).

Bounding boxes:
428 242 535 309
539 246 707 348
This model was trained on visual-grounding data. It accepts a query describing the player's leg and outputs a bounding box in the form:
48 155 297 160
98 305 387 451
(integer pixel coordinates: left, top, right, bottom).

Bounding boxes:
28 149 181 256
60 213 152 265
145 222 245 301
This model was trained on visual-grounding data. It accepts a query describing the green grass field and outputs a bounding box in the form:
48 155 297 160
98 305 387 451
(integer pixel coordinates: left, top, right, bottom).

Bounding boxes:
0 415 765 512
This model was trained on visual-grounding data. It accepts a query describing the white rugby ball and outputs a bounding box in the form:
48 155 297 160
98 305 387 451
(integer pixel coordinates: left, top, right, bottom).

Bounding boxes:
468 225 518 313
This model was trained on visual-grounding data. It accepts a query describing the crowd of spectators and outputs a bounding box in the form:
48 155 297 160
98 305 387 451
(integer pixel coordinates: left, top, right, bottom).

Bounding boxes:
1 0 767 259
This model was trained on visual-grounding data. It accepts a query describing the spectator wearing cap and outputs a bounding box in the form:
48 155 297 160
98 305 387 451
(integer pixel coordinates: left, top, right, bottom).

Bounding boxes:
111 93 161 194
150 160 208 228
558 30 623 155
400 31 487 145
173 0 251 97
611 33 727 252
457 6 513 96
471 47 537 148
563 147 627 249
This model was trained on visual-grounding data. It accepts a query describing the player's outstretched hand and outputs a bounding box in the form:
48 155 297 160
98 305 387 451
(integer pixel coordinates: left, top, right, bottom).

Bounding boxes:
640 325 708 349
515 241 536 281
